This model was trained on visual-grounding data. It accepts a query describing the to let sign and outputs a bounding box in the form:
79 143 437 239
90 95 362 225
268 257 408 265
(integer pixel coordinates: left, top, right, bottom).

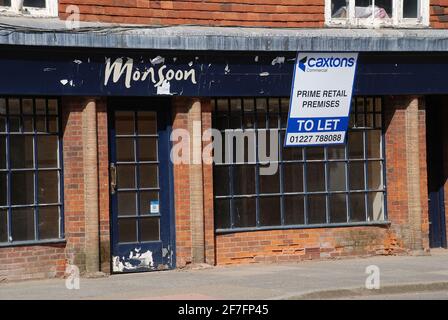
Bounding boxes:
284 52 358 147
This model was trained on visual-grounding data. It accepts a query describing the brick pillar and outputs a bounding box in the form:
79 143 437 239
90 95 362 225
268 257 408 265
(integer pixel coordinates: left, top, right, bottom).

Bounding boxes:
405 97 424 253
82 99 100 273
172 97 207 265
385 96 427 253
188 99 206 264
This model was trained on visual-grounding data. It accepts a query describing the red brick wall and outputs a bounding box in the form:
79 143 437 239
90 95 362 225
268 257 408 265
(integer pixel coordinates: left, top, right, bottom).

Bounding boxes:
431 0 448 28
172 98 193 267
97 99 111 274
201 99 215 265
59 0 324 28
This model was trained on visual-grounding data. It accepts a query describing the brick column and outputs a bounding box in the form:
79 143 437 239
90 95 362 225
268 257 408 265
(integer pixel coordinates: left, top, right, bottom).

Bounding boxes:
172 97 207 265
405 97 425 253
82 99 100 273
188 99 206 264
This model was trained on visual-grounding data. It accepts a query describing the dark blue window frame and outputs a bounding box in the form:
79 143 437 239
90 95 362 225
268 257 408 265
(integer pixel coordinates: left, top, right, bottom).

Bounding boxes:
0 97 64 246
212 96 388 233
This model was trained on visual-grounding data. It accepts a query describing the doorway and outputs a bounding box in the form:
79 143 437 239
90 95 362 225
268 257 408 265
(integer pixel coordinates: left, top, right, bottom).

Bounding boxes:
426 96 448 248
108 98 175 272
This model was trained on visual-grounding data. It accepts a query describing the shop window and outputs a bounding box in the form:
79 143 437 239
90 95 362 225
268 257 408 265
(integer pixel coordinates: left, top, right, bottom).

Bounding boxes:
0 0 58 17
327 0 429 27
213 97 386 232
0 97 63 245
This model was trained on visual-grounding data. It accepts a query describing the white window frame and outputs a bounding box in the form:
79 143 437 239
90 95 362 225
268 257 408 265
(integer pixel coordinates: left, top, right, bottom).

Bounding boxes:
0 0 58 17
325 0 429 28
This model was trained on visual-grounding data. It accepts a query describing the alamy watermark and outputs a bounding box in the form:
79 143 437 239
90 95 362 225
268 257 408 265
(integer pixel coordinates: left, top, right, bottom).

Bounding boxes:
170 123 279 175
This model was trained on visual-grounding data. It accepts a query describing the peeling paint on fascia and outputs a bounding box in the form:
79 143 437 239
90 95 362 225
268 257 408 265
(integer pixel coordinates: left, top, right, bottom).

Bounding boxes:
259 72 269 77
151 56 165 65
156 80 172 95
271 56 285 65
44 67 56 72
254 56 259 62
188 61 193 67
60 79 74 87
73 59 82 64
224 64 230 74
173 57 177 62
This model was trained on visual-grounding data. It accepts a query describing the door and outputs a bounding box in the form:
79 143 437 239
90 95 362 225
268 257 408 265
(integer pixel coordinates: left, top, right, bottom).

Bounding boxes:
109 99 175 273
426 98 447 248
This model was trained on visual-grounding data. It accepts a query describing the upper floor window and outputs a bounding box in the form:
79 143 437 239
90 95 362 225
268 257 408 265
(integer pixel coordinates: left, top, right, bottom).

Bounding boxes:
326 0 429 27
0 0 58 17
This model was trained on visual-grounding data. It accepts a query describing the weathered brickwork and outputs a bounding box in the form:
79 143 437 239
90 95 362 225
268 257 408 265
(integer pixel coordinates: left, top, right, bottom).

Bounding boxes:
431 0 448 28
59 0 324 28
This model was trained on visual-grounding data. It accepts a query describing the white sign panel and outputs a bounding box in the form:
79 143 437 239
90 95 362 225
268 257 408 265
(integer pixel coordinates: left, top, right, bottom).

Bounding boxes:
285 52 358 147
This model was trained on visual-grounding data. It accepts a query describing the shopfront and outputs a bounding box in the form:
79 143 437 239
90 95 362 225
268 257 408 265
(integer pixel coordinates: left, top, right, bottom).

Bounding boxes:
0 46 448 280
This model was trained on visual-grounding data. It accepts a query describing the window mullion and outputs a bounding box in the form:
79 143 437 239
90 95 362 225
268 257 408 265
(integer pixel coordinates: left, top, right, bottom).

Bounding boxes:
5 98 12 243
33 98 39 241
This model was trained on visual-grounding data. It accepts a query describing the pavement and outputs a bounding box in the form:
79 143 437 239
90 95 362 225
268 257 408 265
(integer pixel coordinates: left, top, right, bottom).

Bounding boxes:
1 250 448 300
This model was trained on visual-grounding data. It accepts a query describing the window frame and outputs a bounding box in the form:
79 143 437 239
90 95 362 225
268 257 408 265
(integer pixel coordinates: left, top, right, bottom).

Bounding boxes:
325 0 429 28
0 96 65 247
212 97 389 234
0 0 58 17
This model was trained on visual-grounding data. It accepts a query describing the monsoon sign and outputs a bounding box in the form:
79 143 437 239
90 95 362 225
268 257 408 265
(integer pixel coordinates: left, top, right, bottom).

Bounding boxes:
284 52 358 147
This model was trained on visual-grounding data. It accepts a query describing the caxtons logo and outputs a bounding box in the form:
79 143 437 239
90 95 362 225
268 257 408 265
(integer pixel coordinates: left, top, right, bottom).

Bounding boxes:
298 56 355 72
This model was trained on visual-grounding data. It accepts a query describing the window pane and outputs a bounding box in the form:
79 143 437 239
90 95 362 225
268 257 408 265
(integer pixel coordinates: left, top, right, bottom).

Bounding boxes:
0 1 11 7
233 165 255 195
0 209 7 242
0 115 5 132
11 171 34 205
139 164 158 188
330 194 347 223
282 137 303 160
117 164 135 189
48 99 58 115
36 115 46 132
259 169 279 194
332 0 348 18
284 195 304 225
23 116 34 132
35 99 46 115
307 163 325 192
115 111 134 135
348 131 364 159
403 0 418 18
368 192 385 221
328 162 346 191
349 162 365 190
284 163 303 192
117 192 136 216
259 196 281 226
38 206 59 240
24 0 45 7
48 116 58 133
307 195 326 224
38 171 59 203
368 161 383 190
213 166 229 196
118 218 137 243
138 111 157 135
116 138 135 162
367 130 382 158
37 135 58 168
0 173 6 206
138 137 158 161
306 147 324 160
327 145 346 160
10 135 34 168
140 217 160 241
0 136 5 168
350 193 366 222
139 191 159 215
215 199 231 229
8 99 20 114
256 98 267 129
354 0 392 18
11 208 35 241
234 198 256 228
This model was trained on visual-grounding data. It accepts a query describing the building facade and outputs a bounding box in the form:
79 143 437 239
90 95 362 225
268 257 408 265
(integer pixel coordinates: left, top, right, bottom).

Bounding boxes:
0 0 448 281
